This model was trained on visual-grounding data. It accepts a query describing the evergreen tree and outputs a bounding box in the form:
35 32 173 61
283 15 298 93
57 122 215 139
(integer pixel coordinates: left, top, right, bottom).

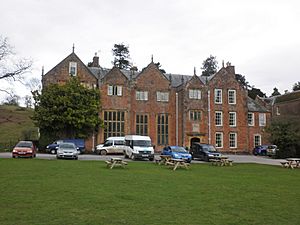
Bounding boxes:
292 81 300 91
271 87 281 97
201 55 218 77
112 43 131 69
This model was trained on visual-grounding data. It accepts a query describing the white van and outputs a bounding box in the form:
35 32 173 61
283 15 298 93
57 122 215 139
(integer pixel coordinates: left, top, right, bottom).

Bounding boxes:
124 135 154 161
95 137 125 155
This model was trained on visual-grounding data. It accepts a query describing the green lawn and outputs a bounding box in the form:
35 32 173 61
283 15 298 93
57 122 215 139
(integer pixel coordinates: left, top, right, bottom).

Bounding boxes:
0 159 299 225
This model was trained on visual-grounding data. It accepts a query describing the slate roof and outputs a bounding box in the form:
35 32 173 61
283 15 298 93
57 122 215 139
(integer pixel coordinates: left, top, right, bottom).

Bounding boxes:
247 97 269 112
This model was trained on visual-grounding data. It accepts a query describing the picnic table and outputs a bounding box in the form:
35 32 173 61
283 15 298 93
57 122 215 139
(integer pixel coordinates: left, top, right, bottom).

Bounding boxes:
156 155 172 165
211 156 233 166
167 158 190 171
284 158 300 169
105 157 128 169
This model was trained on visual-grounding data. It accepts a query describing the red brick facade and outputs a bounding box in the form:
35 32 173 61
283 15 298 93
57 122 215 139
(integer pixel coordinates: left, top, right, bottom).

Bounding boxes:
42 51 271 153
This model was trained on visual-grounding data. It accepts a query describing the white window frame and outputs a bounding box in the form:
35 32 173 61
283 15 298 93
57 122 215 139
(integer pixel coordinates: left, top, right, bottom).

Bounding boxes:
276 106 280 115
107 85 122 96
229 132 237 148
259 113 266 127
229 112 237 127
248 113 254 126
69 62 77 76
215 111 223 126
214 89 222 104
254 134 261 147
189 110 201 121
215 132 223 148
136 91 148 101
189 89 201 99
228 89 236 104
117 85 122 96
157 91 169 102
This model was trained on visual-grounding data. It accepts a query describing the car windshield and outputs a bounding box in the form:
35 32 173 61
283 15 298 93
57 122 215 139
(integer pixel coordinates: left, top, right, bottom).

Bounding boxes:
170 146 187 153
16 142 32 148
133 140 152 147
203 145 217 152
60 143 75 149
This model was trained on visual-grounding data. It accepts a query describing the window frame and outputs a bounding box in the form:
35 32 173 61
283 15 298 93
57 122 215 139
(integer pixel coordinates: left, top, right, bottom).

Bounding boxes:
136 91 149 101
254 134 261 147
229 132 237 148
189 110 201 121
248 112 254 126
259 113 266 127
214 89 222 104
229 112 237 127
156 91 169 102
69 62 77 76
189 89 201 100
215 132 223 148
228 89 236 104
215 111 223 126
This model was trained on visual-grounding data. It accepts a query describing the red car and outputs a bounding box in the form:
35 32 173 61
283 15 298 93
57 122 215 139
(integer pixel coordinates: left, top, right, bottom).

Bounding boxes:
12 141 37 158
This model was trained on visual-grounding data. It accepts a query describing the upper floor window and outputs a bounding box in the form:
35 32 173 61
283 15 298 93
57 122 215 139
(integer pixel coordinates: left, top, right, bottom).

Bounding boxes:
157 91 169 102
228 90 236 104
259 113 266 126
189 89 201 99
215 111 223 126
276 106 280 115
248 113 254 126
136 91 148 101
108 85 122 96
229 112 237 127
69 62 77 76
190 110 201 121
214 89 222 104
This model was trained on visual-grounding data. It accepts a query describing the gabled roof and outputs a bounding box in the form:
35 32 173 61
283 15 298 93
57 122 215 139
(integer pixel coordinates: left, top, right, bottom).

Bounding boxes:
247 97 269 112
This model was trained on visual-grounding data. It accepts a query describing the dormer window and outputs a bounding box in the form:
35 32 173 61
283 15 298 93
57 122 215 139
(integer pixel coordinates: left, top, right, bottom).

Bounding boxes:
69 62 77 76
108 85 122 96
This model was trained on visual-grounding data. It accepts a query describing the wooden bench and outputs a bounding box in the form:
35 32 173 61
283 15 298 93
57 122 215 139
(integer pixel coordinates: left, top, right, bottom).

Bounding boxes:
105 158 127 169
280 161 289 168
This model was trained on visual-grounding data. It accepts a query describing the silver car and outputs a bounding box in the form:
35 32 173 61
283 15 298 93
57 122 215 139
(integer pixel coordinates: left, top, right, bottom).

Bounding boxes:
56 142 79 160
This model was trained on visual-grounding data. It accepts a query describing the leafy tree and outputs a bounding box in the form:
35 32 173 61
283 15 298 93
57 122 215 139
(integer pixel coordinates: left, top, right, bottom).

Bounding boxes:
0 36 32 95
235 74 250 89
112 43 131 69
32 77 101 139
271 87 281 97
155 62 166 74
201 55 218 77
267 117 300 158
248 87 266 100
292 81 300 91
3 94 20 106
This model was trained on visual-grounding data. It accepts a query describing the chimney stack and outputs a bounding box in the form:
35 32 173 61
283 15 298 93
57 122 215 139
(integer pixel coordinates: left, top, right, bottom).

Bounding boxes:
92 53 99 67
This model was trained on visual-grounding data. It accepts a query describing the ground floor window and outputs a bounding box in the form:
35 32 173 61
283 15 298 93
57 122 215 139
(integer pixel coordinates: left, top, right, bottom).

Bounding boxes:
103 111 125 140
136 114 148 136
229 132 237 148
254 134 261 147
157 114 169 145
215 132 223 148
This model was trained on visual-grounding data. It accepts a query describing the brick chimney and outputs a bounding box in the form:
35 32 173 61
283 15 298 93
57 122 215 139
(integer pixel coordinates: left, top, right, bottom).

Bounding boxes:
225 62 235 74
92 53 99 67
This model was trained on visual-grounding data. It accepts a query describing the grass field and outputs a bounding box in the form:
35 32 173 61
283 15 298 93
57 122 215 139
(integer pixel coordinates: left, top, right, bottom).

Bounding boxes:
0 159 299 225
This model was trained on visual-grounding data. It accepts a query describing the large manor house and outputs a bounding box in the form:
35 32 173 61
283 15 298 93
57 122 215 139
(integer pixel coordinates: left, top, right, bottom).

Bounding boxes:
42 49 271 153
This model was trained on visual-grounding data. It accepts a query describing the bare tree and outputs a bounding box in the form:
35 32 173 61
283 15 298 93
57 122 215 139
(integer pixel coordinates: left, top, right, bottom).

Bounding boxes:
0 36 32 79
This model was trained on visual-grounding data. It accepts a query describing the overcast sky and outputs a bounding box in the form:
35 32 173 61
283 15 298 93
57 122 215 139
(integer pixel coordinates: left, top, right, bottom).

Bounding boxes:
1 0 299 102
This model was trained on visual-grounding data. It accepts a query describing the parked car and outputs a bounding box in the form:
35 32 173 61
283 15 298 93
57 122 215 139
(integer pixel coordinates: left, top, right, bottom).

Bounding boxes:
95 137 126 155
12 141 37 158
124 135 154 161
46 139 85 154
162 146 192 163
252 145 268 156
190 143 222 162
56 142 79 160
266 145 278 157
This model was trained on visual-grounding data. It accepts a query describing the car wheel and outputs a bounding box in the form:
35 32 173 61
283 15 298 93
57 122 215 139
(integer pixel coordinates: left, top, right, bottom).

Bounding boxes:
100 150 107 155
149 157 154 161
50 149 56 154
204 155 209 162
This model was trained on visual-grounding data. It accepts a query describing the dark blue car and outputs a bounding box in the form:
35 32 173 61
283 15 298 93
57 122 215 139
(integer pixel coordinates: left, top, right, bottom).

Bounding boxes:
253 145 268 156
162 146 192 163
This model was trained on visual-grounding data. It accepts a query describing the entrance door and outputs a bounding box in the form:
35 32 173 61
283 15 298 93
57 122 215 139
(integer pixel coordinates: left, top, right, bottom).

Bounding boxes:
190 137 200 147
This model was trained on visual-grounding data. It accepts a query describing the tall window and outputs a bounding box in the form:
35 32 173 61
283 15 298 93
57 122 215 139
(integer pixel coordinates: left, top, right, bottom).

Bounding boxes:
248 113 254 126
190 110 201 121
69 62 77 76
229 133 237 148
254 134 261 147
259 113 266 126
136 91 148 101
215 132 223 148
228 90 236 104
108 85 122 96
215 111 223 126
229 112 236 127
157 114 169 145
136 114 148 136
276 106 280 115
214 89 222 104
189 89 201 99
156 91 169 102
103 111 125 140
